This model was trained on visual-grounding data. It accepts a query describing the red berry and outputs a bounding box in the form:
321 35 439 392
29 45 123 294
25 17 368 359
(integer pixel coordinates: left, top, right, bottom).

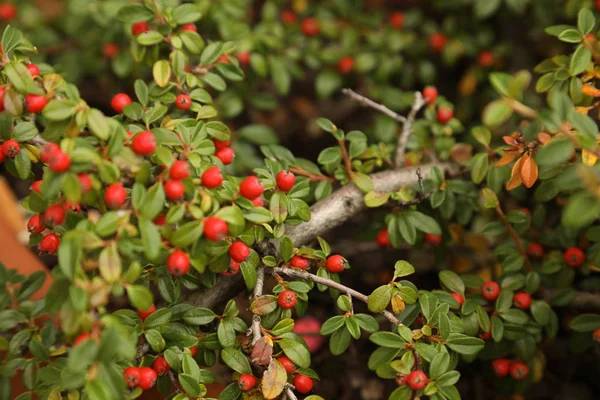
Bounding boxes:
238 374 257 392
124 367 141 388
213 139 230 150
377 229 391 247
293 316 324 353
2 139 20 157
104 183 127 209
513 292 532 310
48 151 71 173
31 180 42 193
175 94 192 110
481 281 500 301
237 51 251 66
491 359 510 377
429 33 447 53
180 23 197 32
252 197 264 207
277 357 295 374
0 3 16 21
326 255 346 273
526 243 544 258
204 216 228 241
73 333 91 347
301 17 320 37
278 290 297 309
170 160 190 180
229 241 250 263
564 247 585 268
201 166 223 188
44 204 66 226
276 170 296 191
110 93 132 114
281 10 297 25
593 328 600 342
131 131 156 155
26 64 40 77
389 12 405 29
137 367 157 390
293 374 313 394
25 94 47 113
167 250 190 277
65 202 81 213
0 86 4 111
131 22 149 36
451 293 464 309
220 260 240 276
103 43 119 59
78 174 92 194
338 56 354 74
290 256 310 270
406 370 428 391
509 361 529 380
27 215 45 234
218 55 230 64
216 147 235 165
480 330 492 340
519 207 531 215
152 357 170 375
138 304 156 321
154 215 167 226
422 86 438 104
39 233 60 254
40 143 60 163
239 176 264 200
164 180 185 201
437 107 453 124
189 346 197 356
478 51 495 67
424 233 442 245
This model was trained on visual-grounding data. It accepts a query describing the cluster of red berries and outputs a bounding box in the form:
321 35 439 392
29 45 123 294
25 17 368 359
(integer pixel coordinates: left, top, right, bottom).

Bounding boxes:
123 366 157 390
396 370 428 391
220 241 251 277
491 359 529 380
238 357 313 393
213 139 235 165
1 77 48 113
40 142 71 173
481 281 532 310
30 201 82 254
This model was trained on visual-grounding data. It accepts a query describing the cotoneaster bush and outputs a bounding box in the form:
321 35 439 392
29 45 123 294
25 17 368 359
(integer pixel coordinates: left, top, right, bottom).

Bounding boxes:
1 1 600 400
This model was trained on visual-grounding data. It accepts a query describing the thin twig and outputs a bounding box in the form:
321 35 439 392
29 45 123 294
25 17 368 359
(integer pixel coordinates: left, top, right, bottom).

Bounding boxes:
495 205 533 271
167 371 182 393
288 166 335 182
273 267 402 326
342 88 407 123
338 139 354 177
136 340 149 362
249 265 265 345
395 92 425 168
284 385 298 400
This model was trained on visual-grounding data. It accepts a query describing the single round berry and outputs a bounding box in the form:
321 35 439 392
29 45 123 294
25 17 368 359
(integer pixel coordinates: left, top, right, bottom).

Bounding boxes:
0 3 16 21
429 33 447 53
509 361 529 380
131 131 156 155
25 94 47 113
424 233 442 246
131 21 149 36
238 374 257 392
481 281 500 301
39 233 60 254
0 86 4 112
422 86 438 104
40 143 60 163
154 215 167 226
526 243 544 258
293 374 313 394
28 215 45 234
338 56 354 74
110 93 132 114
44 204 66 226
26 64 40 77
377 229 391 247
326 255 346 273
164 180 185 201
437 107 453 124
189 346 197 356
564 247 585 268
593 327 600 343
175 94 192 110
216 147 234 165
65 202 81 213
277 357 296 374
31 180 42 193
103 43 119 59
451 293 464 310
237 51 251 66
73 333 91 347
491 359 510 377
276 170 296 192
480 330 492 340
478 51 495 67
221 260 240 276
213 139 230 150
293 316 324 353
204 216 228 241
152 356 170 375
180 23 197 32
218 55 230 63
202 166 223 188
2 139 20 157
229 241 250 263
281 10 297 25
301 17 320 37
167 250 190 277
513 292 532 310
170 160 190 180
138 304 156 321
239 176 264 200
278 290 297 309
252 197 264 207
48 150 71 173
105 183 127 209
137 367 157 390
389 12 405 29
406 370 428 391
290 256 310 270
124 367 141 388
78 174 93 194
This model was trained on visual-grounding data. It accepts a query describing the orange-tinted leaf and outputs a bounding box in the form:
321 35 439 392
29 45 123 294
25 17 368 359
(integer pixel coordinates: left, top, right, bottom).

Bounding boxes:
537 132 551 144
502 136 519 146
495 151 518 167
582 149 598 166
520 154 538 188
506 156 524 190
582 84 600 97
261 360 287 399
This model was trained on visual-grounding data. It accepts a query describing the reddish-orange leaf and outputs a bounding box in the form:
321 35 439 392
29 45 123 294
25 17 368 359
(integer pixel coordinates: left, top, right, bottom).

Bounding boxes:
502 136 519 147
537 132 551 144
250 336 273 366
520 154 538 188
495 151 518 167
582 84 600 97
506 156 524 190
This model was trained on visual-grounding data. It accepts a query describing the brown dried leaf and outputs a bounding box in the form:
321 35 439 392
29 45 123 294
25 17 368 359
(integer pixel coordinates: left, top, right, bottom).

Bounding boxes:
250 295 278 316
250 336 273 366
391 293 406 314
506 156 524 190
261 360 288 399
520 154 538 188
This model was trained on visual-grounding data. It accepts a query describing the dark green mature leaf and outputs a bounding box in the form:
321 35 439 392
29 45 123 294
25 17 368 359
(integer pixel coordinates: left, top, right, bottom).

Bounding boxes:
445 333 485 355
570 314 600 332
535 138 573 166
279 338 311 368
439 271 465 295
329 327 351 355
221 348 252 374
368 285 392 313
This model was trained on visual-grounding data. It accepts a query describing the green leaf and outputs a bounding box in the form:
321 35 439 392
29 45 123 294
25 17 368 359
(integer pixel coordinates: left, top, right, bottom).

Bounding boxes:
127 285 153 311
329 327 351 355
369 332 405 348
577 8 595 35
153 60 171 88
203 73 226 91
558 29 582 43
569 314 600 332
471 153 489 184
172 4 203 24
482 99 512 127
474 0 501 19
279 338 311 368
87 109 110 141
353 173 373 193
315 71 342 99
98 243 122 283
570 45 591 76
43 100 77 121
144 308 172 329
562 191 600 228
445 333 485 355
139 217 161 261
405 211 441 235
139 182 166 220
569 111 598 140
171 221 204 247
367 285 392 313
14 150 31 179
393 261 415 278
535 138 573 167
429 352 450 379
439 271 465 295
179 374 201 397
364 191 390 208
117 4 154 23
530 300 551 326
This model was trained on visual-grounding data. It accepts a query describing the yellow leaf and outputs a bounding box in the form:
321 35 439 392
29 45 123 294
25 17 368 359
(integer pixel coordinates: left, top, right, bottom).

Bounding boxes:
261 360 288 399
582 149 598 166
